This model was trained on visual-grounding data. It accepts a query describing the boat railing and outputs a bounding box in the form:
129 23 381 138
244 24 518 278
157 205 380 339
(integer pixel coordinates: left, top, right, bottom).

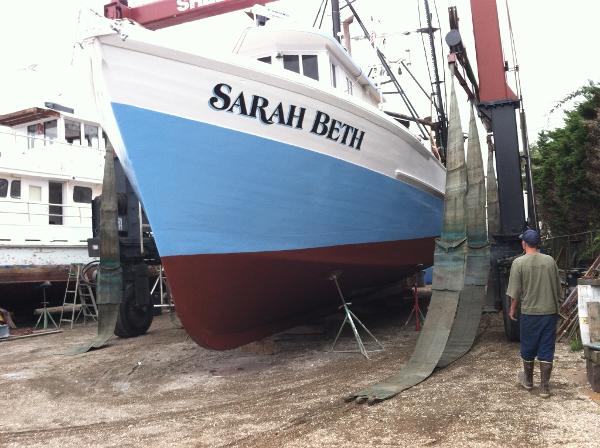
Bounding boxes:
0 129 106 153
0 198 92 228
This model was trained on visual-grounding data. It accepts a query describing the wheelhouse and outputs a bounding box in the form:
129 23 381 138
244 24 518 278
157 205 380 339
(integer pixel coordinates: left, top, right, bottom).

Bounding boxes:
233 26 382 106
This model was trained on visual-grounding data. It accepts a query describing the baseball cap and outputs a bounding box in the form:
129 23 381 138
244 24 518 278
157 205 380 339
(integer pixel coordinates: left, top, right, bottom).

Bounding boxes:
519 229 541 246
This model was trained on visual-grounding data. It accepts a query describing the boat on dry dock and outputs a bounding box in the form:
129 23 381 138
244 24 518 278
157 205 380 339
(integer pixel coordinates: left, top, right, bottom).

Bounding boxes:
86 17 445 349
0 106 104 286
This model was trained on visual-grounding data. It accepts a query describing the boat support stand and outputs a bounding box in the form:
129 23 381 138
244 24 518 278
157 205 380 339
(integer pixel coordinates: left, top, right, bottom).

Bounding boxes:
329 271 384 359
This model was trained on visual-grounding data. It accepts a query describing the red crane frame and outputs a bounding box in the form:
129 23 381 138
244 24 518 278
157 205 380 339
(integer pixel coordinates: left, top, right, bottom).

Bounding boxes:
104 0 276 30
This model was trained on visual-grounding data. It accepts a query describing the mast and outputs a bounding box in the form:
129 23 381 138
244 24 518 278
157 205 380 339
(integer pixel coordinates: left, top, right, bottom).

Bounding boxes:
331 0 341 42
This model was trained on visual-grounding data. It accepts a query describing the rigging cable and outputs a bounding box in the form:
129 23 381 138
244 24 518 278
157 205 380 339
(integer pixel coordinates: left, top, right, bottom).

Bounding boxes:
312 0 326 28
505 0 522 106
319 0 329 30
504 0 538 228
344 0 429 140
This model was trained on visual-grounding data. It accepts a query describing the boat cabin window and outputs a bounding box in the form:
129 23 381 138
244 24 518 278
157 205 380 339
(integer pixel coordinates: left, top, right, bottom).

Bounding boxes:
257 56 271 64
283 55 300 73
84 124 99 148
10 180 21 199
44 120 57 144
302 55 319 81
282 54 319 81
65 119 81 145
27 124 38 149
48 182 63 225
345 76 353 95
26 120 57 147
0 179 7 197
331 64 337 88
73 186 92 203
29 185 42 202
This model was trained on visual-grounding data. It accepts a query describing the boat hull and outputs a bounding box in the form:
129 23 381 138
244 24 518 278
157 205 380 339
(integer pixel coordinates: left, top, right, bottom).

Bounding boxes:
163 237 434 349
89 28 446 349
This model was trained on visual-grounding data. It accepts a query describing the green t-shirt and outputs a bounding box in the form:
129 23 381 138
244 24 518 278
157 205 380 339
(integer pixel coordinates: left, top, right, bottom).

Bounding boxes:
506 253 561 315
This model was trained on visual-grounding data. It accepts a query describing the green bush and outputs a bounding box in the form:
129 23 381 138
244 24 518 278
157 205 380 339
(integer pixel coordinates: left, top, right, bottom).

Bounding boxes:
532 82 600 239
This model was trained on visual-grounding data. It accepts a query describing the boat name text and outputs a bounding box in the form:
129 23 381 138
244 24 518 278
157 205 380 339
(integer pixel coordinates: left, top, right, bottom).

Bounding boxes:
209 83 365 150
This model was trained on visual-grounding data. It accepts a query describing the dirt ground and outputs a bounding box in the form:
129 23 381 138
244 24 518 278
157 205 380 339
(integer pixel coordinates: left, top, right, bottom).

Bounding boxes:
1 302 599 448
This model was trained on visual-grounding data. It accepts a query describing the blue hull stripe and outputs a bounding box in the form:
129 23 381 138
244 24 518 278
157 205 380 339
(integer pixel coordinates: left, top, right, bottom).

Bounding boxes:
112 103 443 257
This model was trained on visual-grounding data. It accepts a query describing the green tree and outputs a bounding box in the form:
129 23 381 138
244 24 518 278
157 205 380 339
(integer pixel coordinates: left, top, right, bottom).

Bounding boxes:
532 83 600 237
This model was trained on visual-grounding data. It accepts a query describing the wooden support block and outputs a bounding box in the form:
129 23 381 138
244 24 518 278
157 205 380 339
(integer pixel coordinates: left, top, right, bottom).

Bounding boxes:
33 305 81 315
586 359 600 393
588 302 600 344
584 346 600 364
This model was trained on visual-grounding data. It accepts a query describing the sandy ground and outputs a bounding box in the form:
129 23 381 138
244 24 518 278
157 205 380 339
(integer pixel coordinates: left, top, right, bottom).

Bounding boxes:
1 302 599 448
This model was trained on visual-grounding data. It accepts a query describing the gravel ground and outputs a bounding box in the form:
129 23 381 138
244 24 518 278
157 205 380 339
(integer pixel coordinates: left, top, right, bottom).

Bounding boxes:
0 302 598 448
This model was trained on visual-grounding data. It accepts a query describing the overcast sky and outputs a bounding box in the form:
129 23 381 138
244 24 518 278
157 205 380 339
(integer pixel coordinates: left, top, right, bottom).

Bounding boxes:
1 0 599 141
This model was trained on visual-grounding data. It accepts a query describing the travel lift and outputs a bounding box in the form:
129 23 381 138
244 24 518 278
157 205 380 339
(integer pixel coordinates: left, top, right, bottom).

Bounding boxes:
445 0 537 341
85 0 534 357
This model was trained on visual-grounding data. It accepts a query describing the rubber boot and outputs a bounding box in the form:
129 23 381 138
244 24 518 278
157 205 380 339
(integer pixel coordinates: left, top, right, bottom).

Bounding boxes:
539 361 553 398
518 359 534 390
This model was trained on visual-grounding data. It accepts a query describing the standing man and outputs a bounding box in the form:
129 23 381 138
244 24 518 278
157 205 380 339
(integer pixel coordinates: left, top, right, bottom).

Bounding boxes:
507 229 561 398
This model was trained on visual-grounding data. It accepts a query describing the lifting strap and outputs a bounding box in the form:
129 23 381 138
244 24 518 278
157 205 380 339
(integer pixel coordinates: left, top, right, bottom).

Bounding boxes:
67 145 123 355
347 70 489 404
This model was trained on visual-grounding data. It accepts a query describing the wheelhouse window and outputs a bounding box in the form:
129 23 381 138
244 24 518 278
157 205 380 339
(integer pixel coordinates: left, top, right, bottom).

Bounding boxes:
27 124 40 148
65 119 81 145
0 179 7 197
302 55 319 81
345 76 353 95
84 124 99 148
331 64 337 88
282 54 320 81
283 55 300 74
73 186 92 203
257 56 271 64
10 180 21 199
44 120 57 145
29 185 42 202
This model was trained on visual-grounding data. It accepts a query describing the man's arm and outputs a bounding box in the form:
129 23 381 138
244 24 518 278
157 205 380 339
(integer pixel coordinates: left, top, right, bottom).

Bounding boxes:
553 262 562 313
509 297 518 321
506 260 521 321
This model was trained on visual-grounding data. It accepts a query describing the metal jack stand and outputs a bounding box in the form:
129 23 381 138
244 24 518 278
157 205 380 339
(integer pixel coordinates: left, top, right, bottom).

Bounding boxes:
35 281 58 330
329 271 384 359
404 284 425 331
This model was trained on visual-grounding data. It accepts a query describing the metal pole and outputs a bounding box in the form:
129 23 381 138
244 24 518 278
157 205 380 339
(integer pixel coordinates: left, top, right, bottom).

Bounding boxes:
519 108 538 230
423 0 448 159
331 0 341 42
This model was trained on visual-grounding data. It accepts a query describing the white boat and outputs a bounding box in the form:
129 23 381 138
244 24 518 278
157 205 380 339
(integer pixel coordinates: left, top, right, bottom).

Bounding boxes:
0 105 105 285
85 17 446 349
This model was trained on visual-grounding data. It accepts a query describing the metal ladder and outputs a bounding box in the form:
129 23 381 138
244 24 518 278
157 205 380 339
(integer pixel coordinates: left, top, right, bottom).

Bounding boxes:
59 264 98 329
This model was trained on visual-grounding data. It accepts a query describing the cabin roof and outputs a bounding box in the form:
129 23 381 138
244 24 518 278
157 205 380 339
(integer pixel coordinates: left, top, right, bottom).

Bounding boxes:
0 107 60 127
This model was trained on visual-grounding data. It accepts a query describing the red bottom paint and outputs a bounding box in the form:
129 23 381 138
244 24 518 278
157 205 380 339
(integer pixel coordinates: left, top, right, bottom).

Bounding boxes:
162 237 435 350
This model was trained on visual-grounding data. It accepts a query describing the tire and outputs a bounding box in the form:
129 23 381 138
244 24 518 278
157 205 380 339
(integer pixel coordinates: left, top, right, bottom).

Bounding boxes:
114 282 154 338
